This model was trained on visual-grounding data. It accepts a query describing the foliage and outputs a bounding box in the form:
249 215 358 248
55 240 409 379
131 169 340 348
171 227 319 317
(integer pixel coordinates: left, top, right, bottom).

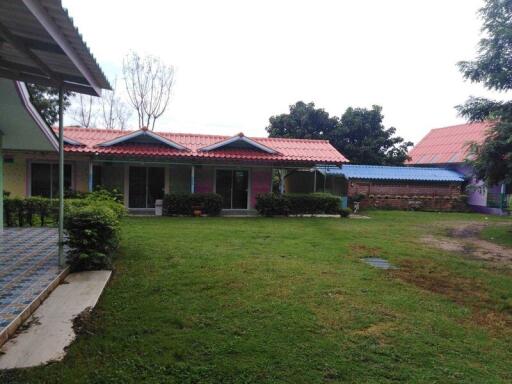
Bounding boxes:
64 204 121 271
26 84 72 125
163 193 223 216
255 192 340 216
266 101 413 165
337 106 413 165
457 0 512 185
254 193 289 216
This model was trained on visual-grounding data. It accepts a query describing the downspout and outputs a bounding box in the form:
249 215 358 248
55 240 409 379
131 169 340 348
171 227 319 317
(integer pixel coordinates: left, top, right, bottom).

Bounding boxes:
88 159 93 192
58 86 65 266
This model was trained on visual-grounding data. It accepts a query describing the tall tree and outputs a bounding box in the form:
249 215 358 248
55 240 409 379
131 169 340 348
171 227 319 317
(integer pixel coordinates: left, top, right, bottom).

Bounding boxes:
266 102 412 165
100 77 132 130
123 52 175 130
457 0 512 185
26 84 72 125
336 106 413 165
266 101 339 140
70 94 96 128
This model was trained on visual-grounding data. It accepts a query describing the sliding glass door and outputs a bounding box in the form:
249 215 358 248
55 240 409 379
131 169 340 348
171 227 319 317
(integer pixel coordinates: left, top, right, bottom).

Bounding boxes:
129 166 165 208
215 169 249 209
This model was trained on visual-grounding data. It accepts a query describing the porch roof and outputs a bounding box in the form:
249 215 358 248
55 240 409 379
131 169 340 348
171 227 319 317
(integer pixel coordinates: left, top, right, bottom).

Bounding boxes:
59 127 349 165
318 164 465 182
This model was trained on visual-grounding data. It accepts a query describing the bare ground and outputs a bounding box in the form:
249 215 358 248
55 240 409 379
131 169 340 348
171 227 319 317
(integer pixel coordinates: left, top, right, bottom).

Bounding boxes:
422 222 512 267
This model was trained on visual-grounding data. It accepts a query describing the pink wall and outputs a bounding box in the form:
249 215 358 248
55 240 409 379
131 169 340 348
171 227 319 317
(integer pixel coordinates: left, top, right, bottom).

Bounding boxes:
195 166 214 193
250 168 272 208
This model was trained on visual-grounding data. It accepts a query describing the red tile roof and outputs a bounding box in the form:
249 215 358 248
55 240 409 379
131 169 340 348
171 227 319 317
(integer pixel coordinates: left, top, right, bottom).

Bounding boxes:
407 122 492 165
59 127 348 165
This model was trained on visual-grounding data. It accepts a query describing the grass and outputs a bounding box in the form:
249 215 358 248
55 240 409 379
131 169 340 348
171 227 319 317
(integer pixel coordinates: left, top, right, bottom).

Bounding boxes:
481 224 512 248
2 211 512 383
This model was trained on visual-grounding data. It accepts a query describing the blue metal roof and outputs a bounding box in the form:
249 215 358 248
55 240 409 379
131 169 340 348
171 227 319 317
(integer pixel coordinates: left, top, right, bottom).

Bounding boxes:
317 165 465 182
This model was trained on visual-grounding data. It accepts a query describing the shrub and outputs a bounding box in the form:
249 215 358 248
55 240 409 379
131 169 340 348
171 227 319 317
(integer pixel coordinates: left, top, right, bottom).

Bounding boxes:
163 193 222 216
255 193 341 216
64 204 121 271
339 207 352 218
255 193 288 216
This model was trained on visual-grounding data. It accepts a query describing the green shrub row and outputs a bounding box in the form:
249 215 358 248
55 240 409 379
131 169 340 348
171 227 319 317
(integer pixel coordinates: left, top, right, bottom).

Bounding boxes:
163 193 223 216
255 193 341 216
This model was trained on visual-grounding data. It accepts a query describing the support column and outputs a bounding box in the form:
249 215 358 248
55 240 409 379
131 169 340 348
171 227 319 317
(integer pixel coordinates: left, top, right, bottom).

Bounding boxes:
313 170 317 192
0 130 3 233
58 86 65 266
88 159 93 192
279 169 285 194
190 165 195 193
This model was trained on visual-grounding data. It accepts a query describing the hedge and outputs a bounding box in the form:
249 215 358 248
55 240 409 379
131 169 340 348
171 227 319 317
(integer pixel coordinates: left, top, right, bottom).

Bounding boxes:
2 189 125 271
255 193 341 216
163 193 223 216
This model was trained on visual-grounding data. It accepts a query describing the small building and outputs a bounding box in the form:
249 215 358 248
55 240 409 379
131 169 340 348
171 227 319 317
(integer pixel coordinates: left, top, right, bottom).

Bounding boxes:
319 165 465 210
408 122 510 214
3 127 348 213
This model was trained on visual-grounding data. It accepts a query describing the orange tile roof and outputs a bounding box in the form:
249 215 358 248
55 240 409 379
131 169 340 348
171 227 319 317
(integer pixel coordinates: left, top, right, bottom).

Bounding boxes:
407 122 492 165
59 127 348 165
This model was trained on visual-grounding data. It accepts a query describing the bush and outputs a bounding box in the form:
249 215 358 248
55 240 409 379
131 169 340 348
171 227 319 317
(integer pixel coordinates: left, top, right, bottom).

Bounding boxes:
255 193 341 216
255 193 289 217
339 207 352 218
163 193 223 216
64 204 121 271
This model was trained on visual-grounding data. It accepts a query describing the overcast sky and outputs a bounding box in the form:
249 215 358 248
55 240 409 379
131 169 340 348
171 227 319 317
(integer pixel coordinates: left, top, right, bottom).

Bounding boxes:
63 0 507 143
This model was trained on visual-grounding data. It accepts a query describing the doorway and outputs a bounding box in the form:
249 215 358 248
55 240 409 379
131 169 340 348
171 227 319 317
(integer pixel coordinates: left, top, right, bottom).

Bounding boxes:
129 166 165 208
215 169 249 209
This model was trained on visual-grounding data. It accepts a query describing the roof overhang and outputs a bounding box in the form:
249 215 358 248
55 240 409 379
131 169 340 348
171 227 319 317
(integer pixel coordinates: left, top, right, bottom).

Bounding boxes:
0 79 58 151
0 0 111 96
199 133 279 154
97 129 188 150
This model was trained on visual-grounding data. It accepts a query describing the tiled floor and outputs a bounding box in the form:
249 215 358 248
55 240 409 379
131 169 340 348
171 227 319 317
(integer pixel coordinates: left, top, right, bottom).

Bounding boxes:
0 228 63 332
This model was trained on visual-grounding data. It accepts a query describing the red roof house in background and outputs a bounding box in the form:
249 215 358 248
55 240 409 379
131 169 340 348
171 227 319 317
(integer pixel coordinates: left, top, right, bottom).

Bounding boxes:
408 122 509 214
407 122 491 165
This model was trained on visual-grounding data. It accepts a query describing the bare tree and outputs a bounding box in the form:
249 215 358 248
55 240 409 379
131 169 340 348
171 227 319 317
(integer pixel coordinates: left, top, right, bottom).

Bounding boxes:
123 52 175 130
100 77 132 130
70 94 96 128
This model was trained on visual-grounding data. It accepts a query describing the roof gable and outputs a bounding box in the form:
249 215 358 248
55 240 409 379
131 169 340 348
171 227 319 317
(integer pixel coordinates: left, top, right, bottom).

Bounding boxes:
407 122 492 165
199 133 278 154
97 129 188 150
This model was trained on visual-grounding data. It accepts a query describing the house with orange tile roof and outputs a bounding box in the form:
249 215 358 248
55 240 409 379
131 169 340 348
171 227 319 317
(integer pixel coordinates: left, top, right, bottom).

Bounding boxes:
2 126 348 213
408 122 510 214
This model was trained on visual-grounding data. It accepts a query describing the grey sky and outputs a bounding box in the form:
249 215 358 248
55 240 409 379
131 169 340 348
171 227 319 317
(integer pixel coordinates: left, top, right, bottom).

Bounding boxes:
63 0 506 143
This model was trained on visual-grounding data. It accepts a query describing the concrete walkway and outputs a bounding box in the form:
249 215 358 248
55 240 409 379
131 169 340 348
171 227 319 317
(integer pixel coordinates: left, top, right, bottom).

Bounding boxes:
0 270 111 369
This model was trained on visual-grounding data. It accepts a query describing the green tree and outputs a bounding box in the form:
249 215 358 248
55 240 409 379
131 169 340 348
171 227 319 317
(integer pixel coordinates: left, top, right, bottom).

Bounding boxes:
266 101 412 165
457 0 512 185
336 105 412 165
26 84 72 125
266 101 339 140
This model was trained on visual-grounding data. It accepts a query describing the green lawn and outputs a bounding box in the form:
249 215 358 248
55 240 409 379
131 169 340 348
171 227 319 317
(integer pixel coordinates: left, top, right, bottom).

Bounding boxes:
3 212 512 384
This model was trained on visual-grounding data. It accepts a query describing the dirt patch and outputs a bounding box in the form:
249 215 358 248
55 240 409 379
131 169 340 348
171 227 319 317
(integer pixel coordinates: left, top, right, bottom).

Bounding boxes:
391 259 512 332
71 306 94 337
422 223 512 267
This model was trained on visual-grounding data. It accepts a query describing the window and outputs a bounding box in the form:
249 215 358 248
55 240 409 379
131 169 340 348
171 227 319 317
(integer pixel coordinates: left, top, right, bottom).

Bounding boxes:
92 165 103 190
31 163 72 198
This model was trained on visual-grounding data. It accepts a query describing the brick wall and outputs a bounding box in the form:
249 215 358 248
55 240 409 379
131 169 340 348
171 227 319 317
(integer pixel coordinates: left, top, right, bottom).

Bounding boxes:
348 180 464 211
